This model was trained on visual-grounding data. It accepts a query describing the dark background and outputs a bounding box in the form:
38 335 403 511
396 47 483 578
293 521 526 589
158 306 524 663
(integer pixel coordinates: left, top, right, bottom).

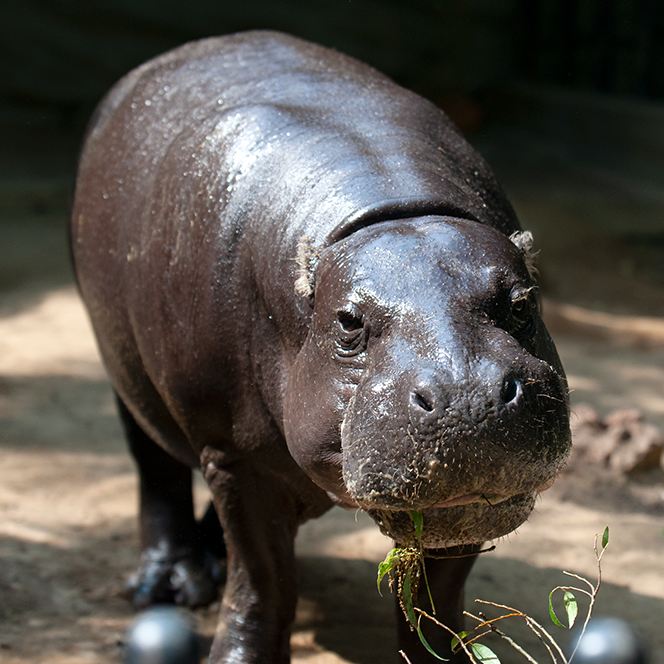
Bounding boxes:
2 0 664 314
3 0 664 131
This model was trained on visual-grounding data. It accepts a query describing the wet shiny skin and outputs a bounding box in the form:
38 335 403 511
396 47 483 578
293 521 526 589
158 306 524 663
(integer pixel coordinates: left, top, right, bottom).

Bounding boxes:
71 31 571 664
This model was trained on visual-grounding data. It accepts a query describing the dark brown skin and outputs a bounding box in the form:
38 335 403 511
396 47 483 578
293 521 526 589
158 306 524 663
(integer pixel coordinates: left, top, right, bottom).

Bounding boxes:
71 31 571 663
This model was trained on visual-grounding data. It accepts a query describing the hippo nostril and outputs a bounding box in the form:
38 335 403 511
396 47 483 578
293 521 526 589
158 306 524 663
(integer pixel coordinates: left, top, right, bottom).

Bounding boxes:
502 378 521 404
501 377 521 405
411 390 435 413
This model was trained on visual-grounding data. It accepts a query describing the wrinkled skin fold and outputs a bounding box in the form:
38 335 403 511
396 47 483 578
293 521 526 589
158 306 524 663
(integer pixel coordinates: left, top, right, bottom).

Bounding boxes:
71 30 571 664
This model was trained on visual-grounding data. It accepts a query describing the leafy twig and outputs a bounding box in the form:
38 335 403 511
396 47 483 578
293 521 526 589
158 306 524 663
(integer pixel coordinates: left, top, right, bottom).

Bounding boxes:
564 527 609 663
380 524 611 664
464 612 539 664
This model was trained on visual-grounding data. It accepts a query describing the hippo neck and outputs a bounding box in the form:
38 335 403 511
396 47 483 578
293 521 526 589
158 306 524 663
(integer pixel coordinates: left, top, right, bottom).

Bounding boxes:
327 197 482 244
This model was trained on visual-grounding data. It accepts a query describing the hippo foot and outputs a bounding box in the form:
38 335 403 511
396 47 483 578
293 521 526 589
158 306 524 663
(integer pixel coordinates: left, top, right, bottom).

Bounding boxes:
126 542 223 609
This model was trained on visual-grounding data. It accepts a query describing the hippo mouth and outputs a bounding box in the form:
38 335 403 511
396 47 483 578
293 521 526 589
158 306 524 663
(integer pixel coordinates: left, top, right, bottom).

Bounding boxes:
431 477 556 510
365 489 543 549
432 492 514 509
363 475 559 549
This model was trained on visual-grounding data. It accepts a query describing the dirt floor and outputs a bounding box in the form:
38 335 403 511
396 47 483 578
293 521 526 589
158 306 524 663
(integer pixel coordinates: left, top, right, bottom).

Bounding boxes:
1 119 664 663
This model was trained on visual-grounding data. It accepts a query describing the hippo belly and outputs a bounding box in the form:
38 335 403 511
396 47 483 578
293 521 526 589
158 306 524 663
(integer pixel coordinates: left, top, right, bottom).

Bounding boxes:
71 30 571 664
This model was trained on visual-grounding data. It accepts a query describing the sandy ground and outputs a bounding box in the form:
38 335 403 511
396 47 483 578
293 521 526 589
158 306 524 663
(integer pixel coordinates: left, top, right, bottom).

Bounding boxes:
0 279 663 664
1 119 664 663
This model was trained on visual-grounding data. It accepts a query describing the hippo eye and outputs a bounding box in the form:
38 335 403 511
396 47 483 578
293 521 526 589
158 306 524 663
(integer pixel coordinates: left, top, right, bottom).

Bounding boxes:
509 288 537 341
336 305 367 356
337 307 364 332
512 297 528 316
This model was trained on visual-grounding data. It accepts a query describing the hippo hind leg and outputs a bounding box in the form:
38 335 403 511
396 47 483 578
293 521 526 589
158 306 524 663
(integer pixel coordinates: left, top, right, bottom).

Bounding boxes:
116 394 224 608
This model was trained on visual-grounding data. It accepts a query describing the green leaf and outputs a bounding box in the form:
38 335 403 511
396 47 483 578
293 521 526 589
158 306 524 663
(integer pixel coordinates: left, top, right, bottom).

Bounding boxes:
471 643 501 663
406 578 449 663
416 624 449 661
549 589 577 628
602 526 610 549
409 510 424 539
548 589 564 628
564 591 578 628
402 569 417 627
450 632 469 652
377 548 400 595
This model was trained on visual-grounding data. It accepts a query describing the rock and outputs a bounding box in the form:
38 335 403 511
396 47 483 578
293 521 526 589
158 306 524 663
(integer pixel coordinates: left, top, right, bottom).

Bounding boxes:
570 405 664 474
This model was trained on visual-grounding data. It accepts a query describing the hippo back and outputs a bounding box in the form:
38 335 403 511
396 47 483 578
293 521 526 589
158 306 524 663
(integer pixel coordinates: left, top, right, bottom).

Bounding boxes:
71 30 520 462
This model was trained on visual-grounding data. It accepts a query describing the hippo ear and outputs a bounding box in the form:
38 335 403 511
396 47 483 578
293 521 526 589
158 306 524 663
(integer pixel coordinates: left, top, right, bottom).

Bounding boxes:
509 230 539 282
294 235 320 298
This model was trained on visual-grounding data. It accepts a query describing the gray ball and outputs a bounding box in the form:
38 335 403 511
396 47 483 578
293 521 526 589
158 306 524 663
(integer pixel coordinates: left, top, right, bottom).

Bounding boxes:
124 606 200 664
570 617 647 664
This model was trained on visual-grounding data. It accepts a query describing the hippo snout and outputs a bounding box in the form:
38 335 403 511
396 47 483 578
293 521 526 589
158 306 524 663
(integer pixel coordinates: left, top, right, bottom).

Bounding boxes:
340 341 570 547
344 353 568 505
409 367 525 426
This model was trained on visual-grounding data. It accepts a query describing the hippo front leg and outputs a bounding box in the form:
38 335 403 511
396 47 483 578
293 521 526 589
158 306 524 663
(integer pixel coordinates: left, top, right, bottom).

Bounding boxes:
397 552 479 663
202 450 300 664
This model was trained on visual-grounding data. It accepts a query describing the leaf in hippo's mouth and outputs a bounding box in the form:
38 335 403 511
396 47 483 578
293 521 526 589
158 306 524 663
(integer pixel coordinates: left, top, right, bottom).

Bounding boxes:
369 491 538 549
409 510 424 538
376 513 429 633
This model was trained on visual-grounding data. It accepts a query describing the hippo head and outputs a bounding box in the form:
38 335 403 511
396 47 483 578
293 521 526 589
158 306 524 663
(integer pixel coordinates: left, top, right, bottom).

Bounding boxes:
283 216 571 549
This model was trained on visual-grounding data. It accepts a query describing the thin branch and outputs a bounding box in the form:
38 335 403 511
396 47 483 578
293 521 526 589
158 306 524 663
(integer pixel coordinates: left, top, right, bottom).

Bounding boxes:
475 599 525 613
553 583 593 600
466 610 527 630
523 614 567 662
414 607 480 664
567 535 605 664
473 600 568 663
486 624 540 664
458 627 494 648
561 572 595 594
524 616 563 664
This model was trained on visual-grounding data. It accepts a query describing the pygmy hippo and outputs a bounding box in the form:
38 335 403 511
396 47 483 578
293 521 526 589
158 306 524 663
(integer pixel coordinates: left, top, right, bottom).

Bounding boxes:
70 31 571 663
